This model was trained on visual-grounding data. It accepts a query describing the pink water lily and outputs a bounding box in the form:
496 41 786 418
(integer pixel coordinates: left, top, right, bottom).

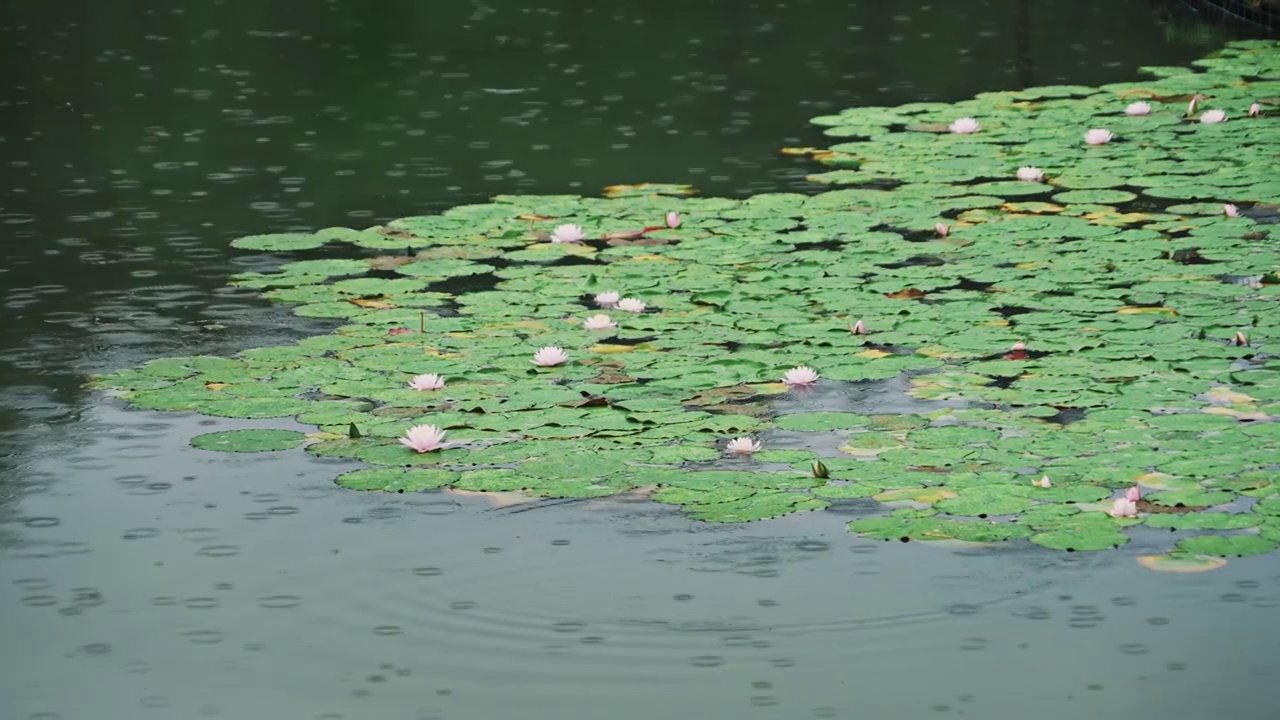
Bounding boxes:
388 327 413 336
726 436 762 455
583 314 616 330
666 211 681 229
782 366 820 386
851 319 867 335
1109 497 1138 518
1034 475 1052 489
1199 109 1227 124
1224 204 1240 218
949 117 980 134
1085 128 1113 145
1125 486 1142 502
408 373 445 391
400 424 449 453
551 223 587 243
594 291 620 307
1248 103 1262 118
1016 166 1044 182
935 222 950 238
532 346 569 366
616 297 647 313
1125 101 1152 116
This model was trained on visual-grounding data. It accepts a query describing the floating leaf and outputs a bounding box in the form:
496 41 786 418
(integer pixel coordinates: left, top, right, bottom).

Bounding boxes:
1136 552 1228 573
190 429 306 453
1176 534 1278 557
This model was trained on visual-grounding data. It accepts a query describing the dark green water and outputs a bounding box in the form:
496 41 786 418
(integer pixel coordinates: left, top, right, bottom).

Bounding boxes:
3 2 1278 719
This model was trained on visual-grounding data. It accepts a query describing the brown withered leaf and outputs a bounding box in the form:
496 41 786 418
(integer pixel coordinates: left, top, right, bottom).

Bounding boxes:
885 288 926 299
348 298 395 309
560 396 612 408
376 227 422 239
369 255 415 271
683 384 761 407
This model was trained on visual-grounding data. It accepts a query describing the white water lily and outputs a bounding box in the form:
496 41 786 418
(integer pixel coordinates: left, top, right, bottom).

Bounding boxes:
532 346 569 366
407 373 445 391
782 366 820 386
1084 128 1113 145
400 424 449 453
1199 109 1227 124
1016 166 1044 182
551 223 587 243
726 436 762 455
616 297 647 313
583 314 616 331
594 291 620 307
1109 497 1138 518
949 117 980 134
1125 101 1151 116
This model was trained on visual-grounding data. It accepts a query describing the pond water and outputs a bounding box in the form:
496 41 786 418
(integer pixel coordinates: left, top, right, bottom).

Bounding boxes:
2 1 1278 718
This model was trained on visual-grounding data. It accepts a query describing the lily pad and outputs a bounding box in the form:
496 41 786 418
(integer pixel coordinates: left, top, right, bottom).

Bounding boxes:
189 429 306 453
1175 534 1278 557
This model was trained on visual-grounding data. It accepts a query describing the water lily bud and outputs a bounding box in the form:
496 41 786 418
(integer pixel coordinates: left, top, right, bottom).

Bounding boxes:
812 461 829 479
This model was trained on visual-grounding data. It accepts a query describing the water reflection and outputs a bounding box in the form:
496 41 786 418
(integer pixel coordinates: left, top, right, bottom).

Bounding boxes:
1 1 1275 717
2 405 1279 718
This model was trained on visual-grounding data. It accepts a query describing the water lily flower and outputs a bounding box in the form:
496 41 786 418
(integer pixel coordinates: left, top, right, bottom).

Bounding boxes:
532 346 569 366
1248 103 1262 118
1109 497 1138 518
851 319 867 335
1125 101 1152 116
1199 109 1227 124
616 297 647 313
1233 331 1248 347
1011 341 1027 351
1224 204 1240 218
583 314 616 331
1125 486 1142 502
1187 96 1199 116
726 436 762 455
949 117 980 134
782 366 820 386
1085 129 1113 145
594 291 620 307
1034 475 1052 489
935 222 950 237
1016 166 1045 182
551 223 587 243
399 424 449 453
666 211 681 229
408 373 445 391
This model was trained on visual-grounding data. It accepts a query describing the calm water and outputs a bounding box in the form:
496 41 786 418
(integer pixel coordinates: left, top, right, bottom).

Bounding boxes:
2 1 1278 718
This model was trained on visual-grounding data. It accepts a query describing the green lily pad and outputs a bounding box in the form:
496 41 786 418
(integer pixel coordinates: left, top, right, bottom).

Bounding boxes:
189 429 306 453
1176 534 1278 557
90 39 1280 555
336 467 458 492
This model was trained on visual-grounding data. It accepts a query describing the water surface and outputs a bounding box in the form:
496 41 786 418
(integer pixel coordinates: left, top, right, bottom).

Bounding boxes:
2 1 1277 718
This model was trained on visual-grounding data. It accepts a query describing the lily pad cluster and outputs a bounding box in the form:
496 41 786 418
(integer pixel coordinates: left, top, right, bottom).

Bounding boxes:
92 40 1280 562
